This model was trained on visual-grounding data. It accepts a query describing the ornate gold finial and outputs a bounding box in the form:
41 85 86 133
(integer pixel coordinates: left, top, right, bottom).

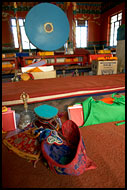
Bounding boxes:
20 92 29 111
14 2 17 9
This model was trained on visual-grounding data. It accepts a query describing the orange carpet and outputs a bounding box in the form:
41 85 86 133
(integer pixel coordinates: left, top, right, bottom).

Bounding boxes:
2 112 125 188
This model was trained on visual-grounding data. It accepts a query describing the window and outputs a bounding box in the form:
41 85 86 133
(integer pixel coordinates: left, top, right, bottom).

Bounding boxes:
11 18 36 50
109 12 122 46
11 19 19 48
75 20 88 48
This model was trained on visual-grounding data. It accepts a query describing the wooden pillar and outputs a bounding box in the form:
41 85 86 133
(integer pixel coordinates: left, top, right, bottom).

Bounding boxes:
14 2 22 52
66 2 73 42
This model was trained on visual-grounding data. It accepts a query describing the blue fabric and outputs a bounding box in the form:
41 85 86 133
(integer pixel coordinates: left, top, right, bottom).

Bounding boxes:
44 143 74 165
34 128 51 143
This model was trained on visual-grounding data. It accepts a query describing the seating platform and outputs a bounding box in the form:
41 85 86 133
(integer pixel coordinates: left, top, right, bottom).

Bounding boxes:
2 73 125 106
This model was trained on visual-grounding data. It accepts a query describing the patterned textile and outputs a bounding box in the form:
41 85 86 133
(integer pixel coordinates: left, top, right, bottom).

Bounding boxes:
3 124 41 161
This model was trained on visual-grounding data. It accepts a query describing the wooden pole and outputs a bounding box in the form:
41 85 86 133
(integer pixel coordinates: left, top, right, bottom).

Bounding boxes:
94 45 96 54
14 2 22 53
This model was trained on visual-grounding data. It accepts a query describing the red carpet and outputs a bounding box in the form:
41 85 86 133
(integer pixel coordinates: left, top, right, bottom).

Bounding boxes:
2 73 125 106
2 112 125 188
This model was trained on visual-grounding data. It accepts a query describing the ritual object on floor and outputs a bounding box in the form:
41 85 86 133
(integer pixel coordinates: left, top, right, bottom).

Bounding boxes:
11 70 20 82
2 106 17 132
67 104 84 127
37 120 97 175
68 93 125 128
33 104 62 131
67 96 114 127
79 93 125 127
18 92 35 129
3 123 41 162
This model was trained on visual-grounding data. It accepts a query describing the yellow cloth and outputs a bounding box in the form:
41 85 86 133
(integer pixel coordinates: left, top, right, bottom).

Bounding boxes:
27 67 43 72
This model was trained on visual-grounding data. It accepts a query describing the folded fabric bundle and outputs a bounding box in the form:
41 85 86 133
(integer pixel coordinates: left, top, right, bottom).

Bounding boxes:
3 124 41 161
79 93 125 128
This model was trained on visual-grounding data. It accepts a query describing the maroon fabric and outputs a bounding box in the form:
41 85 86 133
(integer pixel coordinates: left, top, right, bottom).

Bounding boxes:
41 120 96 175
2 74 125 102
62 120 80 146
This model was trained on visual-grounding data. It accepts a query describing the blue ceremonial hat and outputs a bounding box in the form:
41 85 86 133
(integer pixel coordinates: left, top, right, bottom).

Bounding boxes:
34 104 58 119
